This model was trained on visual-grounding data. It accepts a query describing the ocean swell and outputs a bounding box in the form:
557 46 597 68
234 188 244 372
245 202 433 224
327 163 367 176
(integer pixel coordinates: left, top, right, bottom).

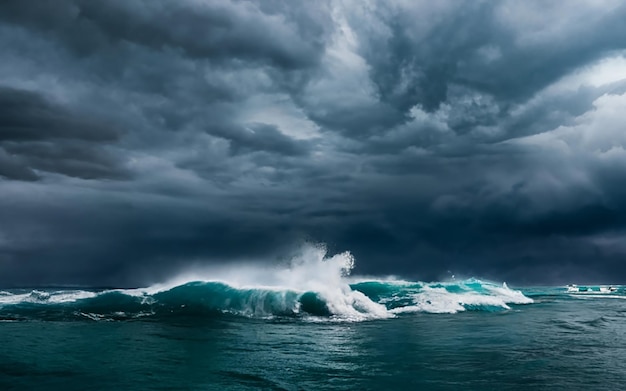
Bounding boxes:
0 246 533 322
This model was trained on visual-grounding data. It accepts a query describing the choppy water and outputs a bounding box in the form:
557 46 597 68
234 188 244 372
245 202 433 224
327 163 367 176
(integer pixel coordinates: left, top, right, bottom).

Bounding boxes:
1 248 626 390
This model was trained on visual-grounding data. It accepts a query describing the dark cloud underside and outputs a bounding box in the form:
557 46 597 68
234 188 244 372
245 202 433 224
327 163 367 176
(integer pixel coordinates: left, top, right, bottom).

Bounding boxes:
1 0 626 286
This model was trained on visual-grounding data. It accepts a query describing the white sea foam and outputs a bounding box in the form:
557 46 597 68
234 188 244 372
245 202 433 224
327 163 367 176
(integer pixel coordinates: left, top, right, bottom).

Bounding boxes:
484 282 534 305
388 281 533 314
0 289 97 305
142 244 532 319
0 244 535 320
46 290 98 303
142 243 391 321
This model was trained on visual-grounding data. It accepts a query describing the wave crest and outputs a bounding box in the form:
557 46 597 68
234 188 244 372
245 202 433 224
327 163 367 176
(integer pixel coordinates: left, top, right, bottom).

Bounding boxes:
0 245 532 321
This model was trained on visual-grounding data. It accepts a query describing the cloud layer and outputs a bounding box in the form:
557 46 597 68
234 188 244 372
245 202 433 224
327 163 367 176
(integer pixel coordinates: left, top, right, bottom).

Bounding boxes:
1 0 626 286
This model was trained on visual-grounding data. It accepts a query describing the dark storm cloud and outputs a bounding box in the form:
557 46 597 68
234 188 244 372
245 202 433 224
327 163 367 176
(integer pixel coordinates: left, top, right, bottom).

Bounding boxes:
380 2 626 107
0 87 128 180
3 141 129 180
0 87 118 142
0 184 302 286
0 0 330 70
210 123 311 156
0 148 38 181
322 1 626 140
1 0 626 286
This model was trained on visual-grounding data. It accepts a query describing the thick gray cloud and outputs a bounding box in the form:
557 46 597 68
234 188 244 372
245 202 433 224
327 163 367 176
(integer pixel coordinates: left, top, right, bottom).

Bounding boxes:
1 0 626 287
0 87 127 180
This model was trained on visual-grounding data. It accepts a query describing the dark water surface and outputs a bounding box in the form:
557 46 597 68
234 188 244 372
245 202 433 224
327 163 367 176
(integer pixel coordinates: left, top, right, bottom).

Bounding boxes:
2 289 626 390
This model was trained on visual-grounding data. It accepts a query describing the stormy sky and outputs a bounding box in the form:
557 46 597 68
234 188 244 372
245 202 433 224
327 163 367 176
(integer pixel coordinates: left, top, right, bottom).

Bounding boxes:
1 0 626 286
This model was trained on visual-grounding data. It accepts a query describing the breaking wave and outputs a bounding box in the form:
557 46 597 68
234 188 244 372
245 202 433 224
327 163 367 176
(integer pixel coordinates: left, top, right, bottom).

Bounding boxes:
0 245 532 322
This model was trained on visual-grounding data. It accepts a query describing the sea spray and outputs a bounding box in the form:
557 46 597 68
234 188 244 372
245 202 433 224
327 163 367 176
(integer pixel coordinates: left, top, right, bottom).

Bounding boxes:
0 244 534 321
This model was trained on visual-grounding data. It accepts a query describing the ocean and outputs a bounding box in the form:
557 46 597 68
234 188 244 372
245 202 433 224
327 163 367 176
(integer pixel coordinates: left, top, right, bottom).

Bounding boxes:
1 249 626 390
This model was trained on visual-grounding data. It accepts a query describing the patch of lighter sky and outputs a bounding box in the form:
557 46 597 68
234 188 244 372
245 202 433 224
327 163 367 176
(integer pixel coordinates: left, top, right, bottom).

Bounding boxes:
548 53 626 92
502 53 626 143
496 0 621 47
513 92 626 153
238 94 321 140
300 2 379 111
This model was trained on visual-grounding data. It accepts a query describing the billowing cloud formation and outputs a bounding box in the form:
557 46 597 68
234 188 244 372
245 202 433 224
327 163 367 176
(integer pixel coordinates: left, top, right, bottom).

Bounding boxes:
1 0 626 286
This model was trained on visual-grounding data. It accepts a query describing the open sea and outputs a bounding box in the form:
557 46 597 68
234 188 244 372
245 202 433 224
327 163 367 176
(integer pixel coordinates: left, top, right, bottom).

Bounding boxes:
1 251 626 390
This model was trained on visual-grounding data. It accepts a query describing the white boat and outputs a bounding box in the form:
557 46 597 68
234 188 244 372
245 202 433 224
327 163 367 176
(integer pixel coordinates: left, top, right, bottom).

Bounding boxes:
567 284 618 293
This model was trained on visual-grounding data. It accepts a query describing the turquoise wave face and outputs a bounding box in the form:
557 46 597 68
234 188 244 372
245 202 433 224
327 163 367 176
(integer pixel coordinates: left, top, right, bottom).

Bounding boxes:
0 278 541 322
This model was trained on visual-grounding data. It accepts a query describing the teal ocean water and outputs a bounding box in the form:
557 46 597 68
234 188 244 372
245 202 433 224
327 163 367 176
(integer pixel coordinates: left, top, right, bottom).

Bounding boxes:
1 251 626 390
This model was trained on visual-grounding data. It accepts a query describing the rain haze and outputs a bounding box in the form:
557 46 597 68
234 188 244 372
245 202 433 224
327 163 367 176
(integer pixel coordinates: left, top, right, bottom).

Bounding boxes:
2 0 626 287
